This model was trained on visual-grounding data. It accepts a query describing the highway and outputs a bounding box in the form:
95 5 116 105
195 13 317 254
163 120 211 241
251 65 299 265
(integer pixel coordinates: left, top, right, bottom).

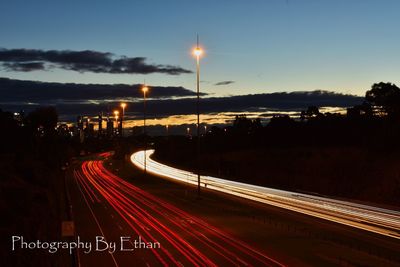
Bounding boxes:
70 152 284 267
130 150 400 239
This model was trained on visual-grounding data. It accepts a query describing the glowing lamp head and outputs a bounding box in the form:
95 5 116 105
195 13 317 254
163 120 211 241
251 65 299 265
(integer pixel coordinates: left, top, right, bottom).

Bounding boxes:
142 86 149 94
113 110 119 116
193 47 203 57
120 103 126 109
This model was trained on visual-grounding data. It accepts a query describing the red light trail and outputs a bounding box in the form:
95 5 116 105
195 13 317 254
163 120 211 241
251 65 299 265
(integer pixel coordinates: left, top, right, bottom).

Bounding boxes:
73 155 284 267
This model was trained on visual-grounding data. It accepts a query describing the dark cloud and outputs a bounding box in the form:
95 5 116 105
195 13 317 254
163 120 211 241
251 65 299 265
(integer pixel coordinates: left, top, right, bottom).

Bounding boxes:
214 80 235 86
141 90 362 116
0 77 203 102
0 48 192 75
0 78 363 122
3 62 45 72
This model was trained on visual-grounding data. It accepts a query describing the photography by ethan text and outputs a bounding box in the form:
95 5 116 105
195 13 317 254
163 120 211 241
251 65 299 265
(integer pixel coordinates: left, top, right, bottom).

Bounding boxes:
11 235 161 254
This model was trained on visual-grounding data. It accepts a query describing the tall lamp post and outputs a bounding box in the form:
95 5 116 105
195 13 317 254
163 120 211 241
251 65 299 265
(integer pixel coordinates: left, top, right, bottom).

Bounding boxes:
193 36 203 197
120 103 126 137
142 84 149 174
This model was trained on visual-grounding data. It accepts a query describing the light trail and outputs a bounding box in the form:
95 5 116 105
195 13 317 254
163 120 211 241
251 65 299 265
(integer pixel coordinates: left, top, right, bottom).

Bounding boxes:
130 150 400 239
74 154 284 267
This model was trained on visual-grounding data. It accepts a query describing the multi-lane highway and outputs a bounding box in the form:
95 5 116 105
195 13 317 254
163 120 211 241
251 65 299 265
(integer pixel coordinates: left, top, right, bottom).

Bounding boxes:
130 150 400 239
70 152 284 267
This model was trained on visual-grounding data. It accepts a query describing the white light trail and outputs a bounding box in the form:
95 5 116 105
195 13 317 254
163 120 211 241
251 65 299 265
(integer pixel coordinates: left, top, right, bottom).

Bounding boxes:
131 150 400 239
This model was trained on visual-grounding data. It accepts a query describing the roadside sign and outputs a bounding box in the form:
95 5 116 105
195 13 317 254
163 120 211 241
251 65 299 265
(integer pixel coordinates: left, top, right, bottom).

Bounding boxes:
61 221 75 237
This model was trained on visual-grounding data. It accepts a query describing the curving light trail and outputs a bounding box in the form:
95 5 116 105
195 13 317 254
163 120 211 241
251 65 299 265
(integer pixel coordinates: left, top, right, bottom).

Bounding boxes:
74 153 284 267
131 150 400 239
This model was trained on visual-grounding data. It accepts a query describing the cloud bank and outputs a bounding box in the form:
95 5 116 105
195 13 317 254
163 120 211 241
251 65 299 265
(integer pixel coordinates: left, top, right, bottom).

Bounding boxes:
0 48 192 75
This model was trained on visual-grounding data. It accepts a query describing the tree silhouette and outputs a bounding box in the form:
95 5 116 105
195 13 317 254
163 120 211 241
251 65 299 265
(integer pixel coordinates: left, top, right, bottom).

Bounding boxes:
365 82 400 117
232 115 262 135
268 115 295 127
300 106 323 121
25 106 58 135
347 102 373 118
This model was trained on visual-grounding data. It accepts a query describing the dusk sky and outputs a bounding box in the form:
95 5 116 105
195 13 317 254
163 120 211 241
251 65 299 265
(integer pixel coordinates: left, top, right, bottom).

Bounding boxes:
1 0 399 97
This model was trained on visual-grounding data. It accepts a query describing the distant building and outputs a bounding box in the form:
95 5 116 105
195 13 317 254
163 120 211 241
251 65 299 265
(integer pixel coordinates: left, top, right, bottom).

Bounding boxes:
57 124 71 137
106 119 114 137
118 116 123 137
87 123 94 137
98 113 103 135
13 111 25 126
77 116 84 132
76 116 84 143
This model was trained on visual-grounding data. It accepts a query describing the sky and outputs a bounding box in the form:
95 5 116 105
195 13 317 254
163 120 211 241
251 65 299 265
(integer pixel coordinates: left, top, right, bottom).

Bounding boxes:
1 0 399 97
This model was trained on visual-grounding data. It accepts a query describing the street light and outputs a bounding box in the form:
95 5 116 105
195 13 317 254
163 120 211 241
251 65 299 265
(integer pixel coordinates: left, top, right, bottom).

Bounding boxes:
192 35 203 197
120 103 126 137
142 84 149 174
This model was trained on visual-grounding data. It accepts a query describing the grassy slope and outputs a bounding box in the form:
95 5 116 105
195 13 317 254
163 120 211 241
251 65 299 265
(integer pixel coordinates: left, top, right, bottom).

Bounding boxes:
154 146 400 208
0 154 64 267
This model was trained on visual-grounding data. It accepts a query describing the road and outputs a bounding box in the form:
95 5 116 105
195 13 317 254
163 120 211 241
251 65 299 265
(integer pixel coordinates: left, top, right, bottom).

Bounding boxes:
130 150 400 239
69 152 284 267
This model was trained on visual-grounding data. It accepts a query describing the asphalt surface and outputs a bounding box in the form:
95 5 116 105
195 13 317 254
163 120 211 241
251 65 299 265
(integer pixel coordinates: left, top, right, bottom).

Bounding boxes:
67 151 400 266
68 152 284 267
126 150 400 266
